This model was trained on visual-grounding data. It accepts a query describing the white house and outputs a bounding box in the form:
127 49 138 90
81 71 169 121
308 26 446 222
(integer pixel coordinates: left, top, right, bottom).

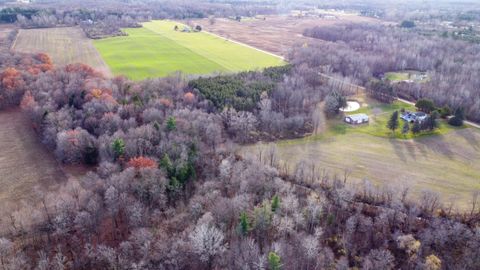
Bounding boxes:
401 111 427 123
345 113 369 124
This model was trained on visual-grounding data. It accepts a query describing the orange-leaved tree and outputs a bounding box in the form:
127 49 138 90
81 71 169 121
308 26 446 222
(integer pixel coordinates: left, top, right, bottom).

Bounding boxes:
0 67 23 90
127 156 157 169
183 92 195 104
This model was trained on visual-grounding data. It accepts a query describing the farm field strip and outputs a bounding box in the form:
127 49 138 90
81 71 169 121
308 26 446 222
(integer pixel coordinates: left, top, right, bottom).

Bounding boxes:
12 27 112 77
142 20 286 69
201 29 285 60
94 20 285 80
191 14 381 56
95 27 227 80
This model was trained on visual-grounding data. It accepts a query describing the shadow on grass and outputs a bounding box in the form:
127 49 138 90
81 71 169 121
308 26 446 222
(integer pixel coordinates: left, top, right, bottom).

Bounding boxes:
390 137 407 162
416 134 455 160
456 129 480 150
387 130 456 162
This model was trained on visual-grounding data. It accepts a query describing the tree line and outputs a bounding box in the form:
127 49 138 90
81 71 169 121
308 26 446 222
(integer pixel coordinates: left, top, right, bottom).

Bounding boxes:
0 1 279 38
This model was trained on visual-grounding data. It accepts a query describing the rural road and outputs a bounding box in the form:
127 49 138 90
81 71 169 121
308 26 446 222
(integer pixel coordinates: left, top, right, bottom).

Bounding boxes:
193 26 480 129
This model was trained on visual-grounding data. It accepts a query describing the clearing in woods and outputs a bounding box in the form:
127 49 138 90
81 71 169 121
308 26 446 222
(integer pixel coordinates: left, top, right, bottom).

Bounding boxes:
12 27 112 77
94 20 285 80
0 109 65 226
243 95 479 210
243 126 480 210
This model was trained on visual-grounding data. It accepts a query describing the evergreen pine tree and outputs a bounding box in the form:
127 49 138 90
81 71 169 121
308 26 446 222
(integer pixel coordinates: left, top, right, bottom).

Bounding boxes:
112 138 125 160
402 121 410 138
160 154 174 177
271 195 280 213
448 107 465 127
412 121 421 135
238 212 250 236
427 111 439 131
166 116 176 131
268 252 282 270
387 111 399 134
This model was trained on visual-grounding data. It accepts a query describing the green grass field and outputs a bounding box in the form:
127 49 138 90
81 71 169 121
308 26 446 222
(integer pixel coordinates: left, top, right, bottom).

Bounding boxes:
94 20 285 80
385 72 409 82
328 99 464 140
385 71 429 83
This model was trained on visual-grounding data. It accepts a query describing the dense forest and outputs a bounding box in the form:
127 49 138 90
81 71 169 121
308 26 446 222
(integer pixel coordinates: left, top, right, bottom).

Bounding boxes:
1 45 480 269
1 0 480 269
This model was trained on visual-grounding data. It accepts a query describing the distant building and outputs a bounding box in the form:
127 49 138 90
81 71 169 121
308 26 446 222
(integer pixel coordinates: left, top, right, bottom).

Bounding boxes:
290 10 306 18
345 113 369 124
410 73 428 82
401 111 427 123
321 14 338 20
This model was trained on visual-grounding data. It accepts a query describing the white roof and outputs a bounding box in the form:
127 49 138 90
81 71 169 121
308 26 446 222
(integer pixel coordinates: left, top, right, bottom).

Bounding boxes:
346 113 369 121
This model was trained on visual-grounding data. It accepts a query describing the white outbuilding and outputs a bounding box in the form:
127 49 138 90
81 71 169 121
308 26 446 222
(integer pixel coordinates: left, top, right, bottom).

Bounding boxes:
344 113 369 124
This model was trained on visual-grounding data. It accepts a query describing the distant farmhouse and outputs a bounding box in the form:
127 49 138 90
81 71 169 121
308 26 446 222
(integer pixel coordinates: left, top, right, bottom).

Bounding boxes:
401 111 427 123
345 113 369 124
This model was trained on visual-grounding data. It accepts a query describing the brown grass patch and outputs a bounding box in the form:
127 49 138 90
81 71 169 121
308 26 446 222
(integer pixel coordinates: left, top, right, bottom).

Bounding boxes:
12 27 112 77
0 24 16 51
191 14 380 56
244 129 480 210
0 109 66 227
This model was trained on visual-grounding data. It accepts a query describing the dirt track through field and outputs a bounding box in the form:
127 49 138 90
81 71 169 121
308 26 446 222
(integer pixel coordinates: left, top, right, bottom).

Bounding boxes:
12 27 112 77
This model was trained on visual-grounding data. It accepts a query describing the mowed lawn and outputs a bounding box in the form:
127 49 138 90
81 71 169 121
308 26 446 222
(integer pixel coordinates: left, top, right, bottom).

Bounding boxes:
94 20 285 80
328 97 464 140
